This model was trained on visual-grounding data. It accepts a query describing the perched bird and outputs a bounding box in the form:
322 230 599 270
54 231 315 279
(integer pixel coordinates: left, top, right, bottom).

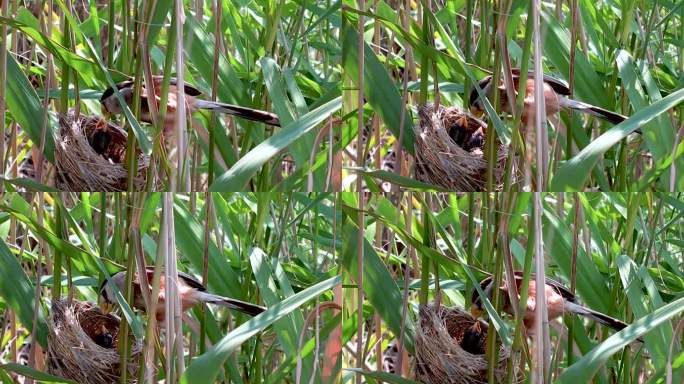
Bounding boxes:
470 272 641 340
100 76 281 133
469 69 628 126
99 268 267 321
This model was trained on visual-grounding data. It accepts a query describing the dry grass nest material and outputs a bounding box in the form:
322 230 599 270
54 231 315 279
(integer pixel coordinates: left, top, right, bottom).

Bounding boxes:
415 304 519 384
47 299 142 384
55 113 150 191
414 104 510 191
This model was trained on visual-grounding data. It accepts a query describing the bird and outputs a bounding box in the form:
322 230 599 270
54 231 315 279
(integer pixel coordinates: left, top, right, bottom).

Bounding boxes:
99 268 267 321
469 69 628 127
444 109 488 152
100 76 281 134
459 320 488 355
470 272 641 341
93 324 114 349
89 129 111 155
420 103 488 153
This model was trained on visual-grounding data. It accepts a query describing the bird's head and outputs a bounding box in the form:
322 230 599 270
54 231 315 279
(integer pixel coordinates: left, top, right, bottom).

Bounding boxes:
100 80 134 118
100 87 118 116
468 76 493 119
470 277 494 319
470 297 484 319
98 276 118 314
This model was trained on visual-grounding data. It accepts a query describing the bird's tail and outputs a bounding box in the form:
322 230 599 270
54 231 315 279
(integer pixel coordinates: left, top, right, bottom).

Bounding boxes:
194 99 280 127
197 292 267 316
558 98 627 125
565 302 643 342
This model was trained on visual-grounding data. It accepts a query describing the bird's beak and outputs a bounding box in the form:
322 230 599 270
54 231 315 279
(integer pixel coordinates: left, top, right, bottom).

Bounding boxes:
470 304 483 319
99 300 114 314
469 106 484 118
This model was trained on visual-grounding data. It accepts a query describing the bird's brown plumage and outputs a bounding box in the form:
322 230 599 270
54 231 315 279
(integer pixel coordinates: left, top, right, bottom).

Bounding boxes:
471 271 641 341
99 267 266 321
100 76 281 136
469 69 627 126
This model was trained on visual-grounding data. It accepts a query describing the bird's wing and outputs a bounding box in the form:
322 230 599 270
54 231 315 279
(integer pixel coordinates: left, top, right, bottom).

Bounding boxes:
508 70 571 96
510 271 576 303
542 276 577 303
163 77 204 96
100 79 134 102
476 272 577 305
176 271 206 291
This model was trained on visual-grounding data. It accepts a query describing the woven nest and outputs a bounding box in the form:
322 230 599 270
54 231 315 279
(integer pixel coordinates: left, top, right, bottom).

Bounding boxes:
55 113 150 191
47 299 143 384
414 104 511 191
414 304 518 384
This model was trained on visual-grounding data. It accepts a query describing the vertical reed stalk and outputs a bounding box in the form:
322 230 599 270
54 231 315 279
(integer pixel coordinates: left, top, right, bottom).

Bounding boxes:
355 2 366 382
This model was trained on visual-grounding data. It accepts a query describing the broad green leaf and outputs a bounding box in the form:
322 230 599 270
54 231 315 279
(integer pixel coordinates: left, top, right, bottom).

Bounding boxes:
340 219 416 353
261 57 296 126
184 16 247 106
341 23 415 153
616 50 676 177
181 275 341 384
4 55 56 162
261 57 318 180
173 201 242 296
557 295 684 383
209 97 341 191
542 205 612 312
0 239 48 346
0 204 95 273
265 311 344 384
1 177 59 192
616 255 669 367
250 248 314 380
541 11 608 108
550 87 684 190
0 364 77 384
0 12 99 85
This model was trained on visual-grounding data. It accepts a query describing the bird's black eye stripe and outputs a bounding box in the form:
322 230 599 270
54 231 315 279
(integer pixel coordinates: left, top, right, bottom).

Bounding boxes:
100 81 133 102
470 288 480 306
98 279 110 302
471 277 492 307
469 77 491 108
100 87 115 102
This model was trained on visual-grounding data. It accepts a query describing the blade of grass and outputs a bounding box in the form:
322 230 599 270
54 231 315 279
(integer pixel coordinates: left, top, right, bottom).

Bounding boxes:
209 97 341 191
550 87 684 190
0 364 76 384
0 239 48 346
557 296 684 383
3 55 56 162
181 275 341 384
341 22 415 153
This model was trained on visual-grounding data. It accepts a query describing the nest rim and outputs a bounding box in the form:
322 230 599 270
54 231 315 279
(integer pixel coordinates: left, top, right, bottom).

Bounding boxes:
54 112 151 191
413 103 513 191
47 299 142 384
414 303 519 384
